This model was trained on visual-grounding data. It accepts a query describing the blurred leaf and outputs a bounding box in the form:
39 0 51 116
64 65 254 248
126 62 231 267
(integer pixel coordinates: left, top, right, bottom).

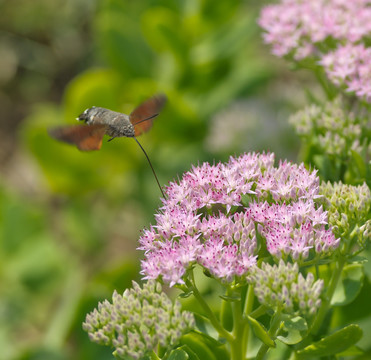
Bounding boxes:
190 13 257 65
179 332 228 360
0 189 44 253
179 333 217 360
313 155 333 182
193 313 219 341
172 345 200 360
219 294 241 302
168 348 189 360
96 0 154 77
277 316 308 345
350 150 366 179
331 263 364 306
142 7 187 58
247 316 276 348
355 311 371 351
18 348 67 360
44 269 85 348
0 186 75 359
296 325 363 359
179 290 194 298
366 161 371 188
336 345 364 357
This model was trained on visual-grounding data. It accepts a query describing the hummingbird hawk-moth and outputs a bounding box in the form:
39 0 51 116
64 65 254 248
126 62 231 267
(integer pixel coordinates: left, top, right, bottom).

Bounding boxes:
48 94 167 151
48 94 167 197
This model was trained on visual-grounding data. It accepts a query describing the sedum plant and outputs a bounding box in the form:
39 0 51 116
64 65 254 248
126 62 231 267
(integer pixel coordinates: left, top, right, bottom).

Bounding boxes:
83 153 370 359
259 0 371 186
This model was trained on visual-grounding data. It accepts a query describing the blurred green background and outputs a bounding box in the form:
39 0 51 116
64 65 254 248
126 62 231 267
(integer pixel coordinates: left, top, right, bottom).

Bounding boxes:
0 0 318 359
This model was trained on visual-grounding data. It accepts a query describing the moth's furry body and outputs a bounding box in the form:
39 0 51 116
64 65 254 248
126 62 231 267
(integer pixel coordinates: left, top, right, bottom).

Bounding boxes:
48 94 167 197
78 107 135 138
49 94 166 151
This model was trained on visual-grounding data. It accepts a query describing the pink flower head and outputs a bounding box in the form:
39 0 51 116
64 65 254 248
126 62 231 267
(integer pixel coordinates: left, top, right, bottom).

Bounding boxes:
139 153 339 286
320 43 371 102
259 0 371 60
259 0 371 101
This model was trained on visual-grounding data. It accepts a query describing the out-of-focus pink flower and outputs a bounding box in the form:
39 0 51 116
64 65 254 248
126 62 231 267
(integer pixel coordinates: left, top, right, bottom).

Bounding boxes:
259 1 371 101
320 44 371 101
259 0 371 60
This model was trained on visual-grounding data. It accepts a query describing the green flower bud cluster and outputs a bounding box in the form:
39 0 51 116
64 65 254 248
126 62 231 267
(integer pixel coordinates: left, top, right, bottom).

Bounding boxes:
289 98 369 158
83 280 195 360
319 182 371 250
247 260 323 317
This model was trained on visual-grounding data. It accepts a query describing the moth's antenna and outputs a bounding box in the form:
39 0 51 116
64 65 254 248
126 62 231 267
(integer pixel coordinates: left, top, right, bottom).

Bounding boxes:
134 113 159 125
133 136 166 199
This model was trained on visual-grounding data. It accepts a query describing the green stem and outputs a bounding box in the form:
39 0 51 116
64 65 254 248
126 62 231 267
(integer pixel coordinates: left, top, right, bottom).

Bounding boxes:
220 295 229 328
249 305 267 319
185 273 233 342
255 311 282 360
313 66 336 100
241 284 256 358
338 160 347 183
231 289 244 360
243 284 255 317
310 256 346 335
44 266 84 348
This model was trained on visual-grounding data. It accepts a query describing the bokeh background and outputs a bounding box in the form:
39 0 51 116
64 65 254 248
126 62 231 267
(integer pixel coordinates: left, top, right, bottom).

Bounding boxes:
0 0 321 359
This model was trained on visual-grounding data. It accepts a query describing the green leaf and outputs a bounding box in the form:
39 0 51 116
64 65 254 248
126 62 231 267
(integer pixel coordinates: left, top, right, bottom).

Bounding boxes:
179 333 216 360
331 263 364 306
219 294 241 302
174 345 200 360
336 345 364 357
179 332 229 360
190 14 257 65
141 7 186 57
193 314 220 342
247 316 276 348
347 255 368 264
277 316 308 345
96 1 154 76
179 290 194 299
313 155 333 182
168 348 189 360
366 161 371 188
190 330 227 349
241 194 254 207
296 324 363 359
350 150 366 179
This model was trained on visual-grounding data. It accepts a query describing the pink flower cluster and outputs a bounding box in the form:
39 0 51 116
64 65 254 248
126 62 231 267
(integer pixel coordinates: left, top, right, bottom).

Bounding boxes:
139 153 339 286
259 0 371 101
259 0 371 59
320 44 371 101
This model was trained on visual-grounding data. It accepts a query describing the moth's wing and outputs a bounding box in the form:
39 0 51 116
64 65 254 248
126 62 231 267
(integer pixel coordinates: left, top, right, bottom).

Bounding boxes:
48 124 107 151
129 94 167 136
